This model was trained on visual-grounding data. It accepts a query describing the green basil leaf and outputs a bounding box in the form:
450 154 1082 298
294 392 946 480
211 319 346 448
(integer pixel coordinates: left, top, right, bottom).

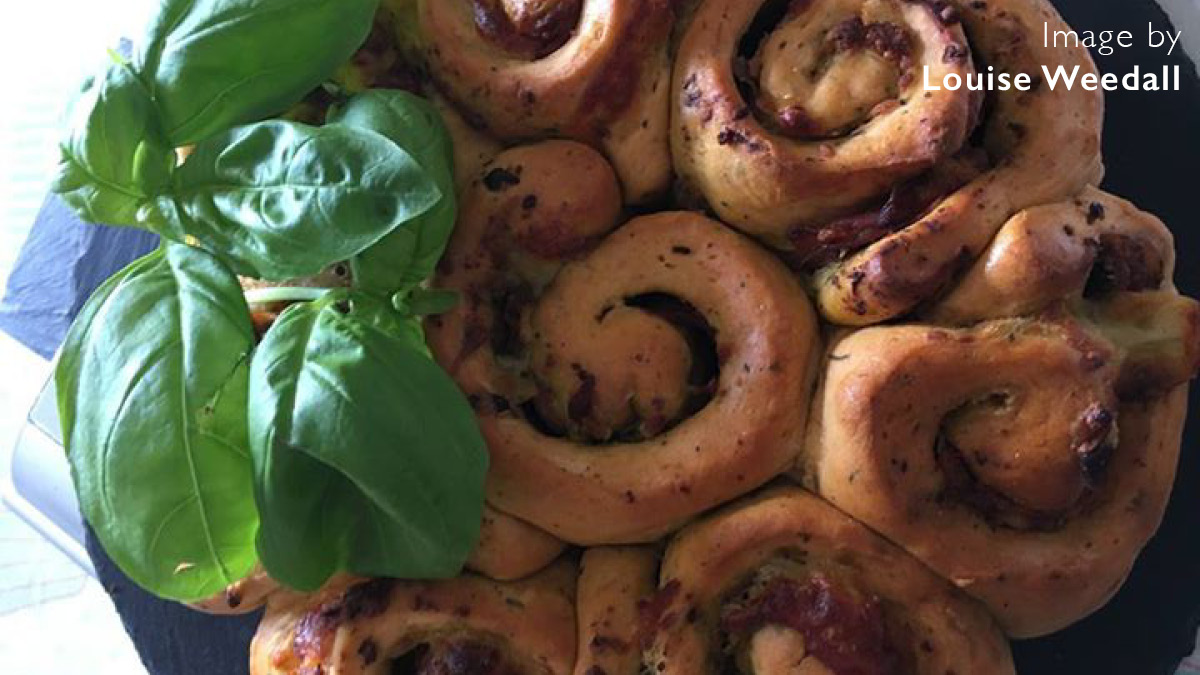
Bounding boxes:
151 119 441 281
56 252 164 447
52 62 175 227
397 288 459 317
57 243 258 601
330 91 458 295
249 292 487 591
135 0 379 146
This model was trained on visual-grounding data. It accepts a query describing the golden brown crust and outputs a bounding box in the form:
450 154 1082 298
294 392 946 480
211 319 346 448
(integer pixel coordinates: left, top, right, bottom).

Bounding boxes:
428 142 820 544
671 0 1102 325
417 0 675 203
927 188 1177 325
483 212 819 544
573 547 657 675
922 187 1200 398
802 317 1190 637
250 563 578 674
812 0 1104 325
467 505 567 581
673 0 978 244
644 487 1015 674
802 188 1198 636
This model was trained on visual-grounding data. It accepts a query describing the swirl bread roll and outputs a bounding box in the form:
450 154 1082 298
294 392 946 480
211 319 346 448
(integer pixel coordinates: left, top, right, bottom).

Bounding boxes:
803 284 1198 636
250 562 577 674
672 0 1103 325
426 140 821 545
415 0 675 203
641 487 1014 675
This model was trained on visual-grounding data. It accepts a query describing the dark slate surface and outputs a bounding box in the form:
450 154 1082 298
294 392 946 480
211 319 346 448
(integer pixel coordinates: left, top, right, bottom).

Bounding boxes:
84 530 262 675
1 1 1197 673
0 196 157 359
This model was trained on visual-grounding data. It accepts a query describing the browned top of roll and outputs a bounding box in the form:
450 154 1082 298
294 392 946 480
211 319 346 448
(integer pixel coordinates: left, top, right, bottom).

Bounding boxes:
250 563 577 674
644 486 1015 675
427 140 821 545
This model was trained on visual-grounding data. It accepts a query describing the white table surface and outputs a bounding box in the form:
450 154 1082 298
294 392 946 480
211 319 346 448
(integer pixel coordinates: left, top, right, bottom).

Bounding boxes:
0 2 154 672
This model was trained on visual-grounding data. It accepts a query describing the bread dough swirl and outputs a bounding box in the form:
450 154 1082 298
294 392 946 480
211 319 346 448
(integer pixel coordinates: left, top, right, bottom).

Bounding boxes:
643 487 1014 675
415 0 674 203
930 189 1177 319
802 192 1199 635
427 140 821 544
672 0 1103 325
928 187 1200 399
674 0 979 240
250 562 578 674
250 549 661 675
807 335 1188 638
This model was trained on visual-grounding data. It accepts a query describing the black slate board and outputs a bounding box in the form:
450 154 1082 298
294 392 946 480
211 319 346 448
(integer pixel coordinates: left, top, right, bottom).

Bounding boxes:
1 1 1197 673
1009 2 1200 673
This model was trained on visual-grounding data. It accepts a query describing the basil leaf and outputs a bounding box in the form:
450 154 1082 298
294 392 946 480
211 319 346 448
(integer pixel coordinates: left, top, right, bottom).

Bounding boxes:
397 288 459 317
52 61 175 227
152 119 441 281
331 91 458 295
249 292 487 591
135 0 379 146
57 243 258 601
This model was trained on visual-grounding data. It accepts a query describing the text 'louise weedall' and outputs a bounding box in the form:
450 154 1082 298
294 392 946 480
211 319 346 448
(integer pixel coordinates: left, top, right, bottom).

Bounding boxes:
923 21 1184 93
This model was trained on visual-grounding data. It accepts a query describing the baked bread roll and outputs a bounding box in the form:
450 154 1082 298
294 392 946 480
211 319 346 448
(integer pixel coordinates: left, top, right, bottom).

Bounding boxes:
427 140 821 544
642 487 1015 674
250 562 577 674
803 321 1191 637
672 0 1103 325
415 0 675 203
801 192 1199 635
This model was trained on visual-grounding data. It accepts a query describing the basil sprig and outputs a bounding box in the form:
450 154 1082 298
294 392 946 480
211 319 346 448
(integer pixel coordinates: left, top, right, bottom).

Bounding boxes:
53 62 175 227
52 0 436 282
54 0 488 601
